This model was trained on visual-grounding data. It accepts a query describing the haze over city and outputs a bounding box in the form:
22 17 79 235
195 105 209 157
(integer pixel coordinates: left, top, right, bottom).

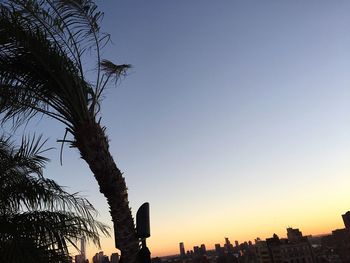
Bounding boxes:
9 1 350 261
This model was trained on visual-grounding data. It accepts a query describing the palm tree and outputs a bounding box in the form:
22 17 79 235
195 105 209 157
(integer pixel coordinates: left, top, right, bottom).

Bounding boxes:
0 1 140 261
0 135 109 263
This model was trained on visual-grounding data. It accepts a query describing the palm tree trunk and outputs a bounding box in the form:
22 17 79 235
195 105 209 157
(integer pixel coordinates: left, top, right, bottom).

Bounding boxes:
74 118 140 263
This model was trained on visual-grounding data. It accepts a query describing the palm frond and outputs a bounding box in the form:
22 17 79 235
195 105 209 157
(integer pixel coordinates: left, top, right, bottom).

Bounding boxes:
100 60 131 79
0 210 108 249
0 135 110 261
0 134 47 183
0 237 72 263
52 0 108 50
95 59 131 110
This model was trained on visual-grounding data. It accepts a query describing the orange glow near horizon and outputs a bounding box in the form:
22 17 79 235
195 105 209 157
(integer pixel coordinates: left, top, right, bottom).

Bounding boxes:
84 205 348 260
76 161 350 262
81 166 350 261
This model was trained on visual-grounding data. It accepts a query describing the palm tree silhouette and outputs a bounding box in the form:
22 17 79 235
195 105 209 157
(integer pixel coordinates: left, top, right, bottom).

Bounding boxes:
0 135 109 263
0 1 140 261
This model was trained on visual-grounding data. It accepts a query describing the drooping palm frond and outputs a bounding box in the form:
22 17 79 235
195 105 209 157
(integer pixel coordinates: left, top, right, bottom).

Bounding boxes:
0 164 100 221
0 135 110 262
0 134 48 184
1 210 108 253
0 236 72 263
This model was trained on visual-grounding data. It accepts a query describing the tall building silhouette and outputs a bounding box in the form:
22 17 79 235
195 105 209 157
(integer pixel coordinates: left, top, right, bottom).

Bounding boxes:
200 244 206 255
215 243 222 255
179 242 185 257
111 253 119 263
93 251 107 263
342 211 350 229
81 237 86 261
321 212 350 262
193 246 200 255
75 255 85 263
75 237 86 263
256 229 315 263
286 227 303 242
224 237 234 253
225 237 230 246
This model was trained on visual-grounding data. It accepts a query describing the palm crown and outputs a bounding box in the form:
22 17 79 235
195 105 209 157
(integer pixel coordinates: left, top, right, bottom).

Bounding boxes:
0 0 130 130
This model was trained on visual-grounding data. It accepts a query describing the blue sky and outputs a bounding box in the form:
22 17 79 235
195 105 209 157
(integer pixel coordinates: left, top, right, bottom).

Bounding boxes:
12 0 350 258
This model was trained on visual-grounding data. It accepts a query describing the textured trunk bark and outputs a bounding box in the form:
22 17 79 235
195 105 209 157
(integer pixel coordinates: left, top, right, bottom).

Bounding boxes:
74 118 140 263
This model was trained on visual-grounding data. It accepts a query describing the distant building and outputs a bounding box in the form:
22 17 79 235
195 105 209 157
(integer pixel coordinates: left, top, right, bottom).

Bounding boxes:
322 228 350 262
93 251 109 263
255 239 272 263
200 244 206 255
224 237 234 253
75 237 87 263
179 242 185 257
81 237 86 261
215 243 223 255
75 254 85 263
193 246 200 255
225 237 231 249
235 240 239 247
287 227 303 242
320 211 350 262
256 229 315 263
342 211 350 229
110 253 119 263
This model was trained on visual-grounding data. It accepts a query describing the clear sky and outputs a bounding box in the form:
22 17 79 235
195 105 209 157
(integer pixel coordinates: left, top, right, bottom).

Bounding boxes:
12 0 350 260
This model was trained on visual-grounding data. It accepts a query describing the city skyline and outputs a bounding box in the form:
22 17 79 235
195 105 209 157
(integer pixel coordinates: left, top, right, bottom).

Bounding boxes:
81 210 349 261
13 0 350 260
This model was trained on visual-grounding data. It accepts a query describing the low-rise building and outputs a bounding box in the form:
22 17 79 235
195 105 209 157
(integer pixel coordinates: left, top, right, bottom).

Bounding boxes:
256 228 315 263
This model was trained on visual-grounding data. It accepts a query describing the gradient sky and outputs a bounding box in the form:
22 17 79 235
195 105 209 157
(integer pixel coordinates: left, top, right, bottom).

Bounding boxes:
10 0 350 260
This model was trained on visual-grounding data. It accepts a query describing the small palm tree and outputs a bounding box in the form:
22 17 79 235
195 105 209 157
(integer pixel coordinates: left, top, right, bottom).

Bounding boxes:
0 135 109 263
0 1 140 261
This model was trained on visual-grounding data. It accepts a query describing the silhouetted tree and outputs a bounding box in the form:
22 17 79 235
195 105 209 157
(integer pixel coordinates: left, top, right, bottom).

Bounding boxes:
0 0 139 261
0 135 109 263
